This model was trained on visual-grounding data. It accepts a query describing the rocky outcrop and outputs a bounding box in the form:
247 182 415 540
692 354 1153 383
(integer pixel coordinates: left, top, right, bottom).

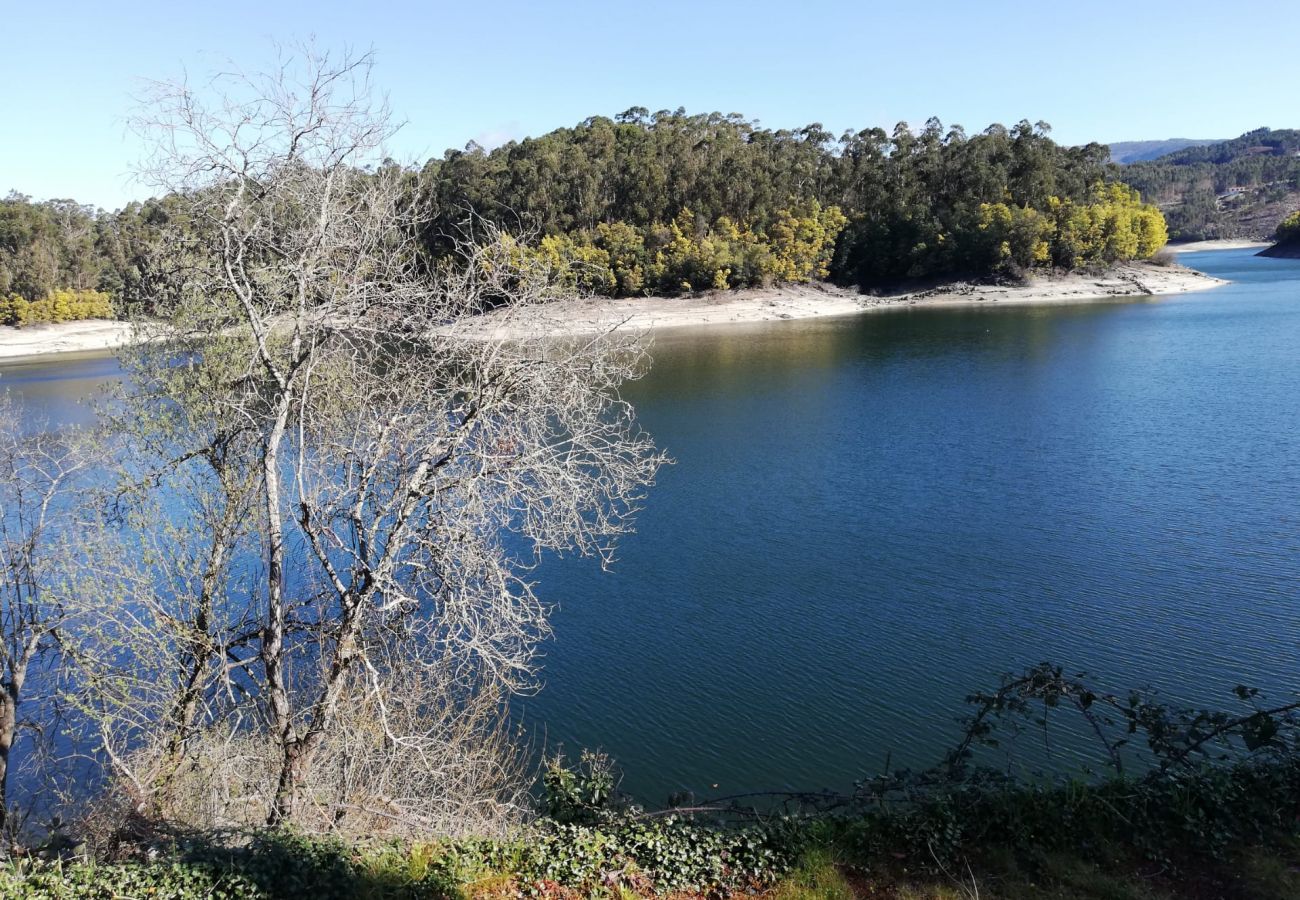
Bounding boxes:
1257 239 1300 259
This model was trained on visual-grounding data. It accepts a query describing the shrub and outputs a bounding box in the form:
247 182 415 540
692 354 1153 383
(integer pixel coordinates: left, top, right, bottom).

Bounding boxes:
12 667 1300 896
0 289 114 326
0 860 265 899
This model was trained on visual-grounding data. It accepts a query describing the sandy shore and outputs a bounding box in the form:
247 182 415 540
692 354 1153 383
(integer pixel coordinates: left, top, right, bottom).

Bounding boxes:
0 261 1228 359
449 262 1226 340
0 319 137 362
1167 239 1271 253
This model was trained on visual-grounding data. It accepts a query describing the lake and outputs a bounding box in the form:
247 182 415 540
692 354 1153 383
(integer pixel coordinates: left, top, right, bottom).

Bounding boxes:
3 248 1299 804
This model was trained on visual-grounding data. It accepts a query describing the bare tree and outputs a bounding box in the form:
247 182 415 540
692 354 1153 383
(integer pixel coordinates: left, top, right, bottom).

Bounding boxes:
112 44 665 831
0 396 87 835
62 413 263 824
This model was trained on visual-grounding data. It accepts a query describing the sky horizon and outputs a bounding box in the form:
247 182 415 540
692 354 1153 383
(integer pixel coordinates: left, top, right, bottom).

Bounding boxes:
4 0 1296 212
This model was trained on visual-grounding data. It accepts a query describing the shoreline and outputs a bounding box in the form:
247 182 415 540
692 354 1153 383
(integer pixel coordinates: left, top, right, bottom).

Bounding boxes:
447 261 1227 340
1167 238 1271 253
0 319 136 363
0 261 1228 361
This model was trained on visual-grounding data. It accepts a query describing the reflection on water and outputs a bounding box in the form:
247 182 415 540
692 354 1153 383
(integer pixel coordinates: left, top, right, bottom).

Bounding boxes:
519 250 1300 800
0 351 121 431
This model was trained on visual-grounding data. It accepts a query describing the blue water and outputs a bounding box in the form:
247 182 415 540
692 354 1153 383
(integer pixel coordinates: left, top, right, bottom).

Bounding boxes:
4 249 1299 804
517 249 1300 799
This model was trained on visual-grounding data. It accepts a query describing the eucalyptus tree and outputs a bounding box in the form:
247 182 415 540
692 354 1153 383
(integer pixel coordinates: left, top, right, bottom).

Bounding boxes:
114 46 665 832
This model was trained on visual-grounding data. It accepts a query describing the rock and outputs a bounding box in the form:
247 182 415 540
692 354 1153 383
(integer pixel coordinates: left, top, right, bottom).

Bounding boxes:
1258 239 1300 259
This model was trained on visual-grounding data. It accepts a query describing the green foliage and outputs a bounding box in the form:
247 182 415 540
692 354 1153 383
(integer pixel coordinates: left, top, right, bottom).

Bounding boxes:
0 822 797 898
0 860 264 899
972 202 1053 275
6 112 1176 308
0 194 106 301
541 750 623 825
9 735 1300 897
1275 210 1300 242
767 201 849 283
842 759 1300 873
422 113 1130 289
765 848 855 899
0 192 194 321
484 817 795 894
10 754 1300 898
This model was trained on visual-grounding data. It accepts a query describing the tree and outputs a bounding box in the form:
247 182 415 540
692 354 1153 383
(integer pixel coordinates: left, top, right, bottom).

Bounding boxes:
0 396 87 834
1276 210 1300 242
121 44 665 831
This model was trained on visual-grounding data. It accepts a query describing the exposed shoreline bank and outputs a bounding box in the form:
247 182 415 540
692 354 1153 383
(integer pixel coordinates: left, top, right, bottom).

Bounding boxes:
1168 238 1272 253
449 261 1226 340
0 319 136 363
0 261 1227 361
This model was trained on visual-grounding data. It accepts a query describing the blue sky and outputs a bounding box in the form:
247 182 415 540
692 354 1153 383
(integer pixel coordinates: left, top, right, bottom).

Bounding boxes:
3 0 1296 210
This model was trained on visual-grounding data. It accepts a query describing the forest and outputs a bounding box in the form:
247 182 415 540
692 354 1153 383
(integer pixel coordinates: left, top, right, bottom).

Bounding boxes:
421 112 1165 294
2 112 1171 324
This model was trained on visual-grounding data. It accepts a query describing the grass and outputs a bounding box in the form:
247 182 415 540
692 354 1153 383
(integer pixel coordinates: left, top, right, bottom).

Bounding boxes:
765 849 857 899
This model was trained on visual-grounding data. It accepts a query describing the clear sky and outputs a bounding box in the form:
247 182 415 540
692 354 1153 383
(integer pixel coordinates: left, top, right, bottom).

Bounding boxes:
3 0 1296 211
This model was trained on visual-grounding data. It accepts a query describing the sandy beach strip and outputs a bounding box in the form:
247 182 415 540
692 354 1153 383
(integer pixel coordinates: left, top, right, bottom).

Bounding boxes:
1167 239 1271 253
447 262 1226 340
0 262 1228 359
0 319 137 362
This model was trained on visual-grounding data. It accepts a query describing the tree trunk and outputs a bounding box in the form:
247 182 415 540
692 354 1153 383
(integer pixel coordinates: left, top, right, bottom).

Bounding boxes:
0 689 14 833
262 399 298 826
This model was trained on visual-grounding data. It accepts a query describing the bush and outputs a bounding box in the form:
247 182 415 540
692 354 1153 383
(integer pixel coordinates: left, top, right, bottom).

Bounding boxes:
0 289 114 326
0 860 264 899
11 667 1300 897
12 755 1300 898
541 750 624 825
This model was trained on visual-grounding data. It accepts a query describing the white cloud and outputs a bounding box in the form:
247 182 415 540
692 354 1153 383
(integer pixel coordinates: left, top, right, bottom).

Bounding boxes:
470 122 524 151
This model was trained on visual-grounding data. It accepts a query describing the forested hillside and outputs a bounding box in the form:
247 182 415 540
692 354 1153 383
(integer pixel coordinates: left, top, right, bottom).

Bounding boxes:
420 112 1164 292
3 112 1174 320
1121 128 1300 240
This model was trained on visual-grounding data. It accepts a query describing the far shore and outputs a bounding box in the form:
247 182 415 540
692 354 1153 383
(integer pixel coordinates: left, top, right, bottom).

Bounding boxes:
1 261 1228 362
447 261 1226 340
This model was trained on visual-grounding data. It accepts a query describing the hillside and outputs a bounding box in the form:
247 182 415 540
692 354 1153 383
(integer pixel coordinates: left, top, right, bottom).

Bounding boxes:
1120 127 1300 240
1108 137 1222 164
5 113 1173 317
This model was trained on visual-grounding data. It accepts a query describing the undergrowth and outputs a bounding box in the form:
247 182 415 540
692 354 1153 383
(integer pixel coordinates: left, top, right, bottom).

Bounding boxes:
6 665 1300 898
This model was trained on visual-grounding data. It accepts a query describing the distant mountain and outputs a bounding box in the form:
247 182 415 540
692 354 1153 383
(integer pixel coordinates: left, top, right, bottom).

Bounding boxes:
1108 138 1224 165
1141 128 1300 166
1118 128 1300 240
